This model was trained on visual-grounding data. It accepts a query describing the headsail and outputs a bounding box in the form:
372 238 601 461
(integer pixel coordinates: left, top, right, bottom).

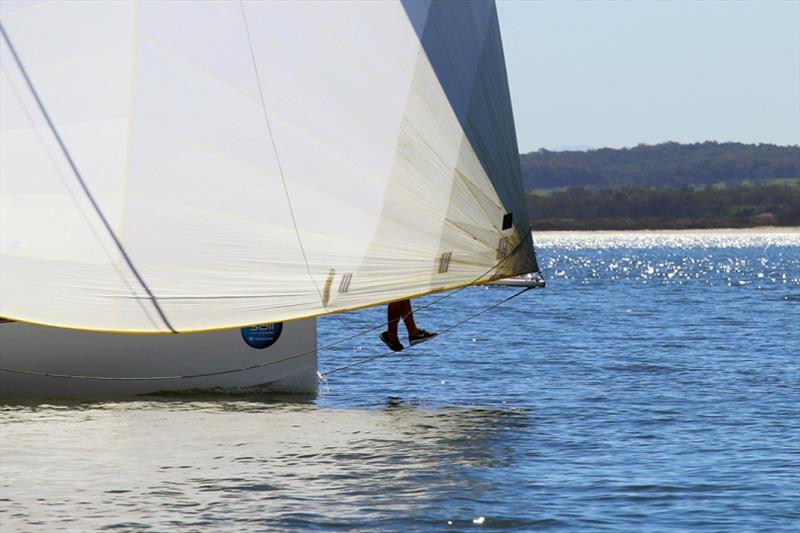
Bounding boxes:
0 0 538 333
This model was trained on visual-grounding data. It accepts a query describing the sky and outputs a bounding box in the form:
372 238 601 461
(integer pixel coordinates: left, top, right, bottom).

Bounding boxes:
496 0 800 153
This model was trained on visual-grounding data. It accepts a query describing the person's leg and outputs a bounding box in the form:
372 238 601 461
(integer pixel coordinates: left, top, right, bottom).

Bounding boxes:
383 299 435 350
386 300 404 343
395 299 420 337
381 301 407 351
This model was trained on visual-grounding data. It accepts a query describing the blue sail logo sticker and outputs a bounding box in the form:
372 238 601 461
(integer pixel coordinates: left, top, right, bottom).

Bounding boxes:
241 323 283 349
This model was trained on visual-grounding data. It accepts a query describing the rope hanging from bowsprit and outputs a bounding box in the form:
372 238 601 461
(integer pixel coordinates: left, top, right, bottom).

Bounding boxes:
320 286 532 376
0 286 534 381
0 230 537 380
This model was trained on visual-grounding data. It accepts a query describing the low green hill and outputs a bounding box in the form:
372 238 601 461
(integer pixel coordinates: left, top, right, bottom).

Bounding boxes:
520 142 800 191
526 182 800 230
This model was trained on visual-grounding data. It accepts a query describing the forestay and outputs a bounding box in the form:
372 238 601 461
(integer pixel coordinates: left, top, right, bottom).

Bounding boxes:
0 0 539 333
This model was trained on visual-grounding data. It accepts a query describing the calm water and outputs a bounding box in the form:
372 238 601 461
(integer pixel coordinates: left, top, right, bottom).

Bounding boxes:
2 230 799 531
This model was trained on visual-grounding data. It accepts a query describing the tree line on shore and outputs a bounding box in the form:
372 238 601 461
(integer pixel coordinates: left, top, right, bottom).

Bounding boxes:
520 142 800 191
518 141 800 229
526 182 800 230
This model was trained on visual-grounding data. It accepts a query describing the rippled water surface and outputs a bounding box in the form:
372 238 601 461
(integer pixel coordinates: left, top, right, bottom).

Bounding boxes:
2 230 799 531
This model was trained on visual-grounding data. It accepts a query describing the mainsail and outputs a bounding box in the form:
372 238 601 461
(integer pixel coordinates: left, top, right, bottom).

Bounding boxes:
0 0 539 333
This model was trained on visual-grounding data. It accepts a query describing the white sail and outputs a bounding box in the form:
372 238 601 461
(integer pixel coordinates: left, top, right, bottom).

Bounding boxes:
0 0 538 333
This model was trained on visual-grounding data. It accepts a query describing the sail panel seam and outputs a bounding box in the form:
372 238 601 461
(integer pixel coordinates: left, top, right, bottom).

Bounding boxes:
2 72 162 330
239 1 327 309
0 21 177 334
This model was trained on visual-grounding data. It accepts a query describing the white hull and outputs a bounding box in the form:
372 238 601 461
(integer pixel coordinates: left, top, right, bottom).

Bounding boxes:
0 319 317 400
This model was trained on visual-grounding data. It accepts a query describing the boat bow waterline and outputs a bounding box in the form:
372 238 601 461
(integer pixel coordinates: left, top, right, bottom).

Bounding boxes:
0 0 538 334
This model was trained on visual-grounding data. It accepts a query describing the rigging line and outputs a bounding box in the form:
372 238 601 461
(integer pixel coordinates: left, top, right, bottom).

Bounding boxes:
306 229 535 342
238 1 326 308
0 286 533 381
0 231 537 380
306 225 532 347
0 229 536 382
0 22 177 334
332 314 361 331
2 70 162 331
322 286 532 376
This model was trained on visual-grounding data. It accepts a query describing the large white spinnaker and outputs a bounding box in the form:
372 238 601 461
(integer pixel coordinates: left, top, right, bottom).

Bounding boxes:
0 0 538 333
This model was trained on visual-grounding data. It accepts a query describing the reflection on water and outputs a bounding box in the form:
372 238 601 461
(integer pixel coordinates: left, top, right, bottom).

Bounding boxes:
1 401 535 530
2 231 799 531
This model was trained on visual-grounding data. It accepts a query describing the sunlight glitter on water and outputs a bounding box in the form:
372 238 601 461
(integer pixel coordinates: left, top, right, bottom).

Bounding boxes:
535 228 800 250
535 229 800 286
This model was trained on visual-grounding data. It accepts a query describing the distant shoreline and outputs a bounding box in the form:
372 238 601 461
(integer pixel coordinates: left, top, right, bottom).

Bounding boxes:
525 181 800 229
532 226 800 235
529 218 799 232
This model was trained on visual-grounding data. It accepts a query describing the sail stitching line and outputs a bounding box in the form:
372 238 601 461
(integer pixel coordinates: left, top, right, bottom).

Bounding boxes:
238 2 327 309
0 233 536 381
0 22 177 334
